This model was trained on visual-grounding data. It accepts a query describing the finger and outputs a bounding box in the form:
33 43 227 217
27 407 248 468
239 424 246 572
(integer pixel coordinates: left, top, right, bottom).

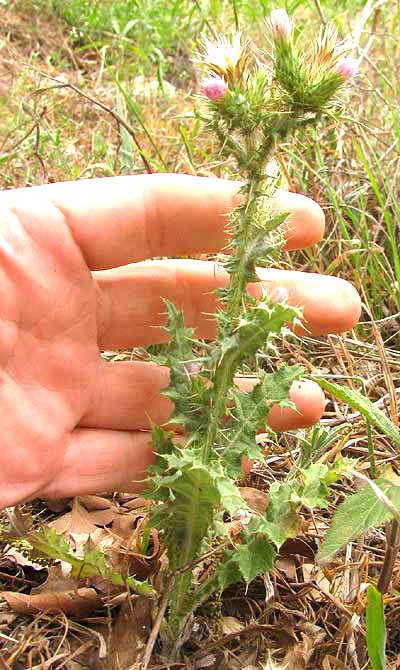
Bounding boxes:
95 260 361 348
268 378 326 430
45 380 326 499
81 360 325 432
272 189 325 251
23 174 324 270
40 428 156 499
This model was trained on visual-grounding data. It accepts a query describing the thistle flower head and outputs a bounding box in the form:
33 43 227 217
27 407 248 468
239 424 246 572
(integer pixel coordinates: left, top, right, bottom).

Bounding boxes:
201 74 228 100
269 286 289 303
196 32 252 85
190 362 200 376
267 8 293 45
309 23 350 76
336 56 358 80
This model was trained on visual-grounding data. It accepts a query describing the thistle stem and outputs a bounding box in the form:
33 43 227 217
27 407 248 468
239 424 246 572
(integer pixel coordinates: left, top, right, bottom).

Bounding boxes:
201 187 259 465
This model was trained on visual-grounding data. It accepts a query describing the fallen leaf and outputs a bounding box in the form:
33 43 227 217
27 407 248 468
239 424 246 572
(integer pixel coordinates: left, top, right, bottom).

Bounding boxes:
98 597 152 670
50 497 100 535
1 548 47 575
0 586 101 617
322 655 347 670
50 497 120 535
221 616 244 635
275 556 297 580
282 628 325 670
239 487 268 514
31 562 78 594
78 495 114 511
121 497 152 512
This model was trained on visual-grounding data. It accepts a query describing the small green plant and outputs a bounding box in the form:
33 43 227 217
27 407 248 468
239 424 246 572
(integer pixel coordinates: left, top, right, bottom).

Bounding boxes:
143 10 359 651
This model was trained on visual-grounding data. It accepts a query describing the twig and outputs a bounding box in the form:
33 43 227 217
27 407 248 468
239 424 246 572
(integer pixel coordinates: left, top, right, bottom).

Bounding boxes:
313 0 326 24
377 519 400 594
140 577 175 670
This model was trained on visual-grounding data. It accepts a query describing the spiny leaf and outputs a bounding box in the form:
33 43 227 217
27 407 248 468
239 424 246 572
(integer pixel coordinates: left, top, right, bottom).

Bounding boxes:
366 584 386 670
317 478 400 563
29 528 156 597
232 535 275 582
312 377 400 449
214 474 246 516
260 481 302 550
260 460 347 549
150 460 220 572
296 461 345 509
30 528 81 569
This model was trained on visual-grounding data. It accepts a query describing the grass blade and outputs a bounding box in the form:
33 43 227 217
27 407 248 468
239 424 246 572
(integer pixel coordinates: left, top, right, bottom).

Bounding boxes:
366 584 386 670
312 377 400 449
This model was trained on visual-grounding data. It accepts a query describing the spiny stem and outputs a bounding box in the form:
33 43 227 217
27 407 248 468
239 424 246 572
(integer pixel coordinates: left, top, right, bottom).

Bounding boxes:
201 186 259 466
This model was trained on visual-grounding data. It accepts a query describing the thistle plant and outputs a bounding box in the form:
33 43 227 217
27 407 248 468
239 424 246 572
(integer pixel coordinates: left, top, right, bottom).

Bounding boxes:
145 11 357 646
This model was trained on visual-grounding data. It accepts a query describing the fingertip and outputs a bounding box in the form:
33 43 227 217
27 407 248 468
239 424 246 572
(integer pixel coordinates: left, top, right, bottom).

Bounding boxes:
273 190 325 250
326 278 362 332
267 379 326 431
294 276 361 336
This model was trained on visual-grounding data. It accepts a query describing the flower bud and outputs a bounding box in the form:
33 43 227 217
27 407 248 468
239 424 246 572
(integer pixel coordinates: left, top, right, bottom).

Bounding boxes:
201 75 228 100
336 56 358 80
190 362 200 376
270 286 289 303
269 9 293 44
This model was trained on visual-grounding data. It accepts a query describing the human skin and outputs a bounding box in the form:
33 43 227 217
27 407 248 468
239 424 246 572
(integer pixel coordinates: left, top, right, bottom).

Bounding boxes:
0 174 361 507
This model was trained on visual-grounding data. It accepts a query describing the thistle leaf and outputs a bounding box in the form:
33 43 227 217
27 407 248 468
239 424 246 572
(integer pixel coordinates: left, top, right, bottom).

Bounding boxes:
232 535 276 582
149 455 220 572
223 365 303 478
260 482 302 549
29 528 156 596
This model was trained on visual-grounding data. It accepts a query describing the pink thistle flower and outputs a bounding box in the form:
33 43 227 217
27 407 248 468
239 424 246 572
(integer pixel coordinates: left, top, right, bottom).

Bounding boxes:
268 9 293 45
336 56 358 80
201 75 228 100
270 286 289 303
190 362 200 376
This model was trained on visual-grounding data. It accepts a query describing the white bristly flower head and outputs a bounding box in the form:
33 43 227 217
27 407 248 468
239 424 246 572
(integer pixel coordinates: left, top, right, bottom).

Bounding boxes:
267 8 293 45
196 32 252 85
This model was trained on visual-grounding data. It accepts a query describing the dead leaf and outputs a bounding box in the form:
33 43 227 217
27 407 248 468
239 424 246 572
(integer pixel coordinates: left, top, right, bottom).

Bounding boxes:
194 653 224 669
221 616 244 635
98 597 152 670
2 548 44 572
121 497 152 512
279 537 317 560
45 497 71 513
30 562 79 595
50 497 100 534
0 586 101 617
282 628 325 670
276 556 297 580
78 495 114 511
322 655 347 670
50 497 120 534
226 645 258 670
238 487 268 515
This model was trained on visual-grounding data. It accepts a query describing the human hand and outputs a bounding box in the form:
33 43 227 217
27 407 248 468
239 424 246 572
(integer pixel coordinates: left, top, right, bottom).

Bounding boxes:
0 174 361 507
